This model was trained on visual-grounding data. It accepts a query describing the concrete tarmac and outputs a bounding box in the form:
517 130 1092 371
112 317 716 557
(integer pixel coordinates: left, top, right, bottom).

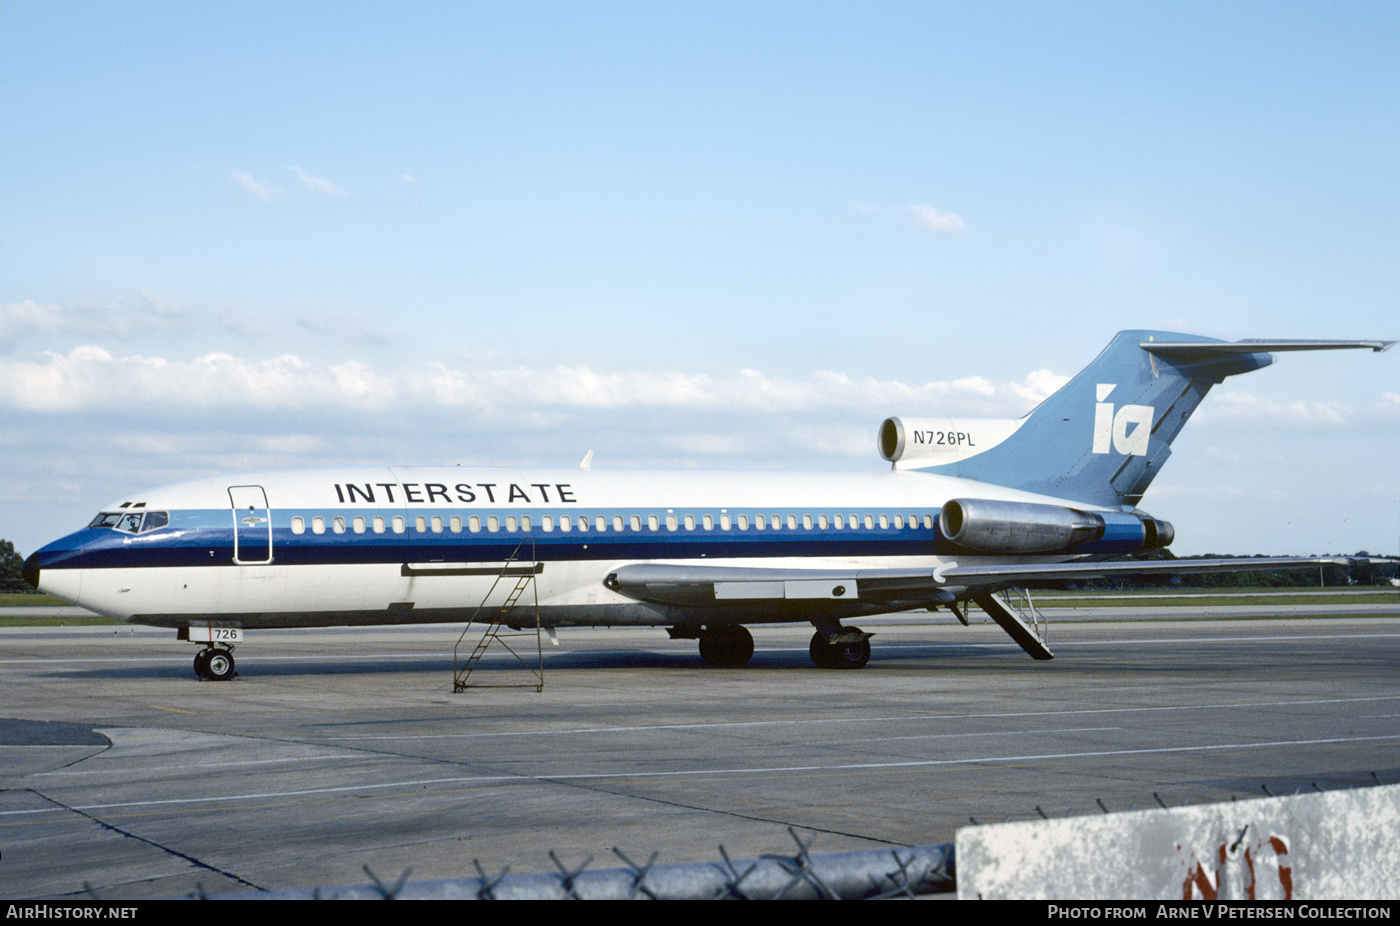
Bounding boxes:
1 612 1398 899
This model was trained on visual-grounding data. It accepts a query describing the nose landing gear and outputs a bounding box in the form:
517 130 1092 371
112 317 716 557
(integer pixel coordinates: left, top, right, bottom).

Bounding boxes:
194 646 237 681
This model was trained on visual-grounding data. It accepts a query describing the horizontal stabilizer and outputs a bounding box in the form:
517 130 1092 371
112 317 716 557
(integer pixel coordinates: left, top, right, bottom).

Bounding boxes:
1142 338 1394 355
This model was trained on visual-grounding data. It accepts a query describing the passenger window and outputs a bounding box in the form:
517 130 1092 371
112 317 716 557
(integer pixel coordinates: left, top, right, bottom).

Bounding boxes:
864 515 874 530
431 516 443 533
754 515 765 531
469 516 480 533
833 514 844 529
291 517 305 535
593 515 604 531
450 516 461 533
333 516 346 534
801 514 812 530
373 517 386 534
666 515 677 531
542 516 554 532
613 515 624 532
630 515 641 531
575 515 587 533
505 516 517 532
521 516 532 532
487 516 500 533
703 514 714 530
353 517 366 534
893 515 903 529
718 514 729 530
312 517 325 535
648 515 660 531
392 517 405 534
879 514 889 529
414 516 426 533
787 514 798 530
818 514 828 530
560 516 572 532
684 514 695 530
736 514 747 530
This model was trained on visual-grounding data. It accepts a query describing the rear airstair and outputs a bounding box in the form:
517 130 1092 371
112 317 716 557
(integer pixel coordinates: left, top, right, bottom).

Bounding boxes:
972 587 1054 660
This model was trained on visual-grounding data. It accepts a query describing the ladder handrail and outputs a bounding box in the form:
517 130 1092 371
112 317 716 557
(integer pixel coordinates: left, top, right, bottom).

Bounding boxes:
452 541 544 692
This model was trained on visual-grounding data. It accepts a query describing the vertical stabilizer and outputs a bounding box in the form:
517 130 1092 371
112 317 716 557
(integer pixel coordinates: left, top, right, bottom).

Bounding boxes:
904 331 1391 507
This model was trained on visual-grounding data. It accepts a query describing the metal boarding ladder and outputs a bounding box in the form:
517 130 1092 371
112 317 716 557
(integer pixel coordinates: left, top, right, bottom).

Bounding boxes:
452 542 544 692
972 586 1054 660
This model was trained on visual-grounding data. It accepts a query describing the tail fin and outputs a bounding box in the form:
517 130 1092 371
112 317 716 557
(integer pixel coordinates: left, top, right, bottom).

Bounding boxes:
882 331 1392 508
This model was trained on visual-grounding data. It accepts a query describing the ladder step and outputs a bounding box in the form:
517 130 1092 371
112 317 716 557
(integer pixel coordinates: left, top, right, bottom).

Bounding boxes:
972 593 1054 660
453 552 544 691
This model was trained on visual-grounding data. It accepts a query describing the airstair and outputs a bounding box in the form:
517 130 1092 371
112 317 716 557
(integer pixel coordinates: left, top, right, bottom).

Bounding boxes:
972 587 1054 660
452 542 545 692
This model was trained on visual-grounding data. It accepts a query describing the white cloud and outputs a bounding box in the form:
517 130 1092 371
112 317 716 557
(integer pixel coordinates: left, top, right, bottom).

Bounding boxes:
903 204 966 233
297 312 397 346
218 311 278 337
288 166 347 196
1207 391 1352 426
0 296 190 348
855 202 967 234
0 347 1054 420
232 171 279 201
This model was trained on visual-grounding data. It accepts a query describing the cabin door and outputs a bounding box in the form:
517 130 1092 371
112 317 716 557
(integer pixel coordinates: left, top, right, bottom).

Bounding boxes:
228 485 273 564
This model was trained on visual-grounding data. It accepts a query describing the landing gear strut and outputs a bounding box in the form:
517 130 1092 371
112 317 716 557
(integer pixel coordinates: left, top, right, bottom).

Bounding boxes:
809 627 871 669
698 625 755 667
194 646 237 681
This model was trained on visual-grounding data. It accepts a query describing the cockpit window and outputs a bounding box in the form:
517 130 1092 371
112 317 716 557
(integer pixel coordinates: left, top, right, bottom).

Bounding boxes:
88 511 170 533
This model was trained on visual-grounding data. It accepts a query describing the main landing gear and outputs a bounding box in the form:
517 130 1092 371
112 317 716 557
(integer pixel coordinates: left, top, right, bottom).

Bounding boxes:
194 646 237 681
689 624 872 669
697 625 755 667
809 627 871 669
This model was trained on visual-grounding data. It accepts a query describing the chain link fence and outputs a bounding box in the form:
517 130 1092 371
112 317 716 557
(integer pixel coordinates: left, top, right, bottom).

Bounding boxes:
197 829 955 900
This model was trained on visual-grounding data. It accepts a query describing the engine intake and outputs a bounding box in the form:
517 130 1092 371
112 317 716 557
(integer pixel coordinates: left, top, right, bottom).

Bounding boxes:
940 498 1174 555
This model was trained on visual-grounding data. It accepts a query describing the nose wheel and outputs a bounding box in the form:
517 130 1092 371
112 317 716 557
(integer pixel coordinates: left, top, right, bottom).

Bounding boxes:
194 647 237 681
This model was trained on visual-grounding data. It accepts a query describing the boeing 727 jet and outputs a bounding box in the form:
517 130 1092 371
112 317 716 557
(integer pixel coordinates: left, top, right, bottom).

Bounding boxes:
22 331 1393 679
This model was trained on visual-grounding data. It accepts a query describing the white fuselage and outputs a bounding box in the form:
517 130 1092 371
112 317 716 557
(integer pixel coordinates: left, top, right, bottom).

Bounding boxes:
33 465 1093 631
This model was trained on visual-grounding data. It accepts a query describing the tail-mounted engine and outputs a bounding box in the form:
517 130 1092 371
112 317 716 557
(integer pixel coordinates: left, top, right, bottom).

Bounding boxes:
879 416 1024 469
940 497 1174 556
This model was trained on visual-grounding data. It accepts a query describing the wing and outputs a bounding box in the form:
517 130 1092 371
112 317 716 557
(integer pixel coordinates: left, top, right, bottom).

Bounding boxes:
604 557 1362 608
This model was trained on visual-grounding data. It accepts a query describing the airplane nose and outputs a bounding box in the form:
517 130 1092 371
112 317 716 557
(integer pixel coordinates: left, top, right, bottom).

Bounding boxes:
22 553 40 590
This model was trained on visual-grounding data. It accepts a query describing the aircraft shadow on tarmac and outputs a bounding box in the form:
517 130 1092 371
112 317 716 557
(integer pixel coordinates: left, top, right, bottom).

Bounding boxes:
29 639 1023 681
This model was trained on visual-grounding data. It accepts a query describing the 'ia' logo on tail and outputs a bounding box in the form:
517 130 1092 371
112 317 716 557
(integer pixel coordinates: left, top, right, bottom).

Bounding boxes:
1092 384 1153 456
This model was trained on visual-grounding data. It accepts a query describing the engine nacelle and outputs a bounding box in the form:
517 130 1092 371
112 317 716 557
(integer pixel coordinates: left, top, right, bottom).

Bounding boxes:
878 416 1023 469
940 498 1174 555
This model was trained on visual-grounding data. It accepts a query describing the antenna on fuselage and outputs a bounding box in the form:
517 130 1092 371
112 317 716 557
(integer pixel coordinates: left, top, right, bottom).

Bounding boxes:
580 449 594 469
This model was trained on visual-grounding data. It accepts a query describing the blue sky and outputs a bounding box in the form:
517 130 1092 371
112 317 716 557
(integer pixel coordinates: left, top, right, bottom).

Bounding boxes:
2 2 1396 560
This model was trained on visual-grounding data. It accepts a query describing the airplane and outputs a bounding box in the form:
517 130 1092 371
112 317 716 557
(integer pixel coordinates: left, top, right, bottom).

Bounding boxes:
21 330 1394 681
